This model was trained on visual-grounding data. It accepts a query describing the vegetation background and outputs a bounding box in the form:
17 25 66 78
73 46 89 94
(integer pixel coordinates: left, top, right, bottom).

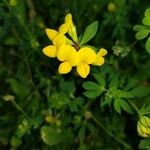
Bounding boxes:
0 0 150 149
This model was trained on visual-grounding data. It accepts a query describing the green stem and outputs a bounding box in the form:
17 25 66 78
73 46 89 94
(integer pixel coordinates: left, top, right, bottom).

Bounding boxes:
23 52 42 100
11 100 31 118
92 116 132 150
128 100 140 117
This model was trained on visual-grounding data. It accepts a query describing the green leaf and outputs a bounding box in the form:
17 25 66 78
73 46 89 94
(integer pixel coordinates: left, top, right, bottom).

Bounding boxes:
41 126 62 146
83 90 102 99
145 36 150 54
120 100 133 114
80 21 98 45
119 91 134 99
133 25 147 31
139 104 150 116
49 92 70 109
11 136 22 147
135 29 150 40
129 86 150 97
139 139 150 149
92 73 106 87
143 17 150 26
114 99 121 114
14 0 26 23
145 8 150 17
59 79 75 93
82 81 101 90
109 76 119 88
7 79 29 100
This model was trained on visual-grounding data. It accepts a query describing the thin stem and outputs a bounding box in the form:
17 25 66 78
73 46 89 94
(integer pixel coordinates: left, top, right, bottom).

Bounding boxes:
92 116 132 150
128 100 140 117
11 100 31 119
130 40 137 48
23 53 42 100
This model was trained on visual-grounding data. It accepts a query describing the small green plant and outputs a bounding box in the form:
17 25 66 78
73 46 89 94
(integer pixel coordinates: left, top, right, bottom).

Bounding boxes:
134 8 150 54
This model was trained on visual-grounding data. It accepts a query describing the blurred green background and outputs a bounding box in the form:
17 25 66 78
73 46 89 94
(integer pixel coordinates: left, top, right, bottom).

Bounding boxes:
0 0 150 150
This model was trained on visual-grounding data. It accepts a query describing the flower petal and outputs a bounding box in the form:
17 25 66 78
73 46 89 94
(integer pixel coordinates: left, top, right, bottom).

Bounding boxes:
59 23 69 34
97 48 107 56
57 45 78 66
93 56 104 66
65 13 78 42
65 13 73 25
78 47 96 64
53 33 66 46
77 62 90 78
43 45 57 57
45 29 58 41
58 61 72 74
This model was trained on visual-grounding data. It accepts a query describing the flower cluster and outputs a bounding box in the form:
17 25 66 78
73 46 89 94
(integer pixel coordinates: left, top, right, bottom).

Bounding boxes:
43 13 107 78
137 116 150 137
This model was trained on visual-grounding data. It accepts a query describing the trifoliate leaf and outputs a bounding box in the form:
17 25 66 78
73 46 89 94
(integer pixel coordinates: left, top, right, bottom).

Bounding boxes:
80 21 98 45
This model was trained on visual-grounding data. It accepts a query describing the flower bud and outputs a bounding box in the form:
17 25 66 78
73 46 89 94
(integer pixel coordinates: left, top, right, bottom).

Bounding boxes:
10 0 17 6
3 95 15 101
84 111 92 119
45 115 56 124
108 2 116 12
140 116 150 128
137 116 150 138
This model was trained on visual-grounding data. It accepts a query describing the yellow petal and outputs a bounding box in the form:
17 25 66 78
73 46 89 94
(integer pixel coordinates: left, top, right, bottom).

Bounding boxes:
140 123 150 134
97 48 107 56
77 62 90 78
137 123 149 137
58 61 72 74
45 29 58 40
57 45 78 66
78 47 96 64
43 45 57 57
65 13 73 25
93 56 104 66
59 23 69 34
53 33 66 46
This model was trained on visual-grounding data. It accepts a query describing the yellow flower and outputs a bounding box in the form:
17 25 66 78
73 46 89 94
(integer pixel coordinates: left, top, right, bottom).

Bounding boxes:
137 116 150 138
76 47 96 78
93 48 107 66
57 45 78 74
43 28 66 58
59 13 78 42
42 13 107 78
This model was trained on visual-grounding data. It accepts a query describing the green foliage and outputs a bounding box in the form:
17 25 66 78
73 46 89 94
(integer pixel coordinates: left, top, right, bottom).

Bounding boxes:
134 8 150 54
41 126 73 146
139 139 150 150
80 21 98 45
82 74 105 99
0 0 150 150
